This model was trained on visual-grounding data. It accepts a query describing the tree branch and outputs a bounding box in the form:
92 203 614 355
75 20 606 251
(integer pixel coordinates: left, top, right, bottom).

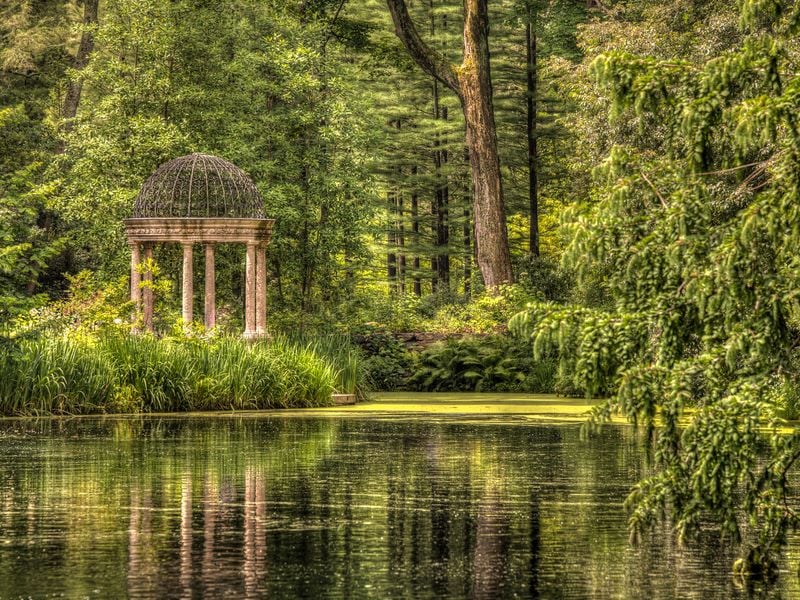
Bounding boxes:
385 0 460 95
322 0 348 52
640 170 668 208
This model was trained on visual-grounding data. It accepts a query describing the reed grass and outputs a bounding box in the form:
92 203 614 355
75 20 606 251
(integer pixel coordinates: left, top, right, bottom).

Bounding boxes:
0 333 366 416
276 332 367 400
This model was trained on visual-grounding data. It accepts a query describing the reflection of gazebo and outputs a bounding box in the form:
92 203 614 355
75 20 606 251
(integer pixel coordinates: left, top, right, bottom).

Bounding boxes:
124 153 274 337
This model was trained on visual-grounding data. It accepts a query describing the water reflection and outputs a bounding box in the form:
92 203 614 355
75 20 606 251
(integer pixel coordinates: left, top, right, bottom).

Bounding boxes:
0 417 794 598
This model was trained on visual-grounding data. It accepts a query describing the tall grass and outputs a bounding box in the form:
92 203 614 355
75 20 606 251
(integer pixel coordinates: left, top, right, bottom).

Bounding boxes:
0 333 366 416
277 332 367 399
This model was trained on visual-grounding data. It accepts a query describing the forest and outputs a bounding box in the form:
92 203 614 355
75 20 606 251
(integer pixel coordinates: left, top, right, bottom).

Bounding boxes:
3 0 800 583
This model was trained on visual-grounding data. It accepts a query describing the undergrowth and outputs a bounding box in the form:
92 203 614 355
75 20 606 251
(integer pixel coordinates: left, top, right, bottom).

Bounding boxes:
0 333 365 416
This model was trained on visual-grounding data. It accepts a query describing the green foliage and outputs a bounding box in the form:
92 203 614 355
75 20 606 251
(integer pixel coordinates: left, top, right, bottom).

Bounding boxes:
7 269 142 339
337 283 538 334
410 334 555 393
511 0 800 574
514 255 573 303
0 332 367 416
352 328 413 391
0 106 61 321
420 285 536 333
2 0 377 317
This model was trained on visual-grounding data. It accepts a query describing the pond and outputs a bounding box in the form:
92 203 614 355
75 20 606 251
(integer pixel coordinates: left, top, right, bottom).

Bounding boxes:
0 395 796 599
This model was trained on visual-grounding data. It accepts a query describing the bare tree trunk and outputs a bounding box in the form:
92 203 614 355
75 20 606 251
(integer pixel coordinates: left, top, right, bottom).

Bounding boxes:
398 191 406 295
411 166 422 296
430 193 438 293
432 82 450 292
460 0 512 288
430 1 449 291
61 0 99 126
526 15 540 257
387 119 400 295
463 206 472 297
386 0 513 289
436 106 450 288
387 187 398 295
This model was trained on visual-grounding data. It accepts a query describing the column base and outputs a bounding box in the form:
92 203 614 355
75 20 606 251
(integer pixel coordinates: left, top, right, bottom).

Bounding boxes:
243 330 270 341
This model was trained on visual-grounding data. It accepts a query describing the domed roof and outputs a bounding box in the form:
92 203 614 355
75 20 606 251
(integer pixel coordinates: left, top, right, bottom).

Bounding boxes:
133 153 266 219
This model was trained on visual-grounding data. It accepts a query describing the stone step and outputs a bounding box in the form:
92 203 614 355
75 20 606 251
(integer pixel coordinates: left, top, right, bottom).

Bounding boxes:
332 393 356 405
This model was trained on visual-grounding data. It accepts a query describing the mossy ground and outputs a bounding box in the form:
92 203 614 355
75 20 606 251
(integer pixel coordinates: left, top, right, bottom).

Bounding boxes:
263 392 614 425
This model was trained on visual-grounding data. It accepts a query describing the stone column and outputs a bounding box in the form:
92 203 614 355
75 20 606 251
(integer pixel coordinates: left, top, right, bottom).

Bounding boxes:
255 245 267 336
130 242 142 306
182 243 193 325
204 244 216 330
244 242 257 338
143 244 154 333
130 242 142 333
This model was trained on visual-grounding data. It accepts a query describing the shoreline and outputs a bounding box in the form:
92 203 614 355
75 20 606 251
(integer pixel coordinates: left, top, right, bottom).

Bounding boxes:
0 392 610 426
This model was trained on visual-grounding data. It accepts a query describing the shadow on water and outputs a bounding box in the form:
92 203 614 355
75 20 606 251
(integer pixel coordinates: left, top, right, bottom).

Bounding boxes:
0 416 796 598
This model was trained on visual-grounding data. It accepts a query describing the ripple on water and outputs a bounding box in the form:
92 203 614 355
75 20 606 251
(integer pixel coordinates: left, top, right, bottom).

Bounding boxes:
0 412 795 599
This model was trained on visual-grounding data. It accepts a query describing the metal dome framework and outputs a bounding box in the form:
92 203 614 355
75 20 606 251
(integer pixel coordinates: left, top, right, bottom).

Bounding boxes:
133 153 267 219
124 153 274 337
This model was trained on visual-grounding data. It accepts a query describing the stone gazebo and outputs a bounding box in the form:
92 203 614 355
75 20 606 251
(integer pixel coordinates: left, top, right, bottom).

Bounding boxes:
124 153 274 337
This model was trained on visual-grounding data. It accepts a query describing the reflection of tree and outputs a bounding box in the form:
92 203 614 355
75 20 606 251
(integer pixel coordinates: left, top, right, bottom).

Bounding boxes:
386 457 408 581
180 473 192 599
529 489 540 599
201 477 217 592
427 436 452 596
128 483 156 598
1 416 776 599
472 479 511 600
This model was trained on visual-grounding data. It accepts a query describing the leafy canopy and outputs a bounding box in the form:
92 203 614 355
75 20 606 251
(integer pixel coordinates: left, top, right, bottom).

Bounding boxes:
510 0 800 575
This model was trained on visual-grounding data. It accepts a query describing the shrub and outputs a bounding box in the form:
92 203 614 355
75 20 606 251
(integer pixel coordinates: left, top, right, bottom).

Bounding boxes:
352 328 413 391
408 334 556 393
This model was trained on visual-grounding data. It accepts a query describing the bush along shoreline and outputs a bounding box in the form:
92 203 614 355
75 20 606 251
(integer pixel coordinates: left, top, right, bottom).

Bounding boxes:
355 329 561 394
0 333 365 416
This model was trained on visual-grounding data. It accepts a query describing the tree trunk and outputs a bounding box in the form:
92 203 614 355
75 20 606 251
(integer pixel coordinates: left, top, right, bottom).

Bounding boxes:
436 106 450 288
430 192 438 293
526 15 540 257
62 0 99 125
398 191 406 295
460 0 512 288
388 119 400 295
463 206 472 297
387 187 398 295
432 71 450 292
411 168 422 296
386 0 513 289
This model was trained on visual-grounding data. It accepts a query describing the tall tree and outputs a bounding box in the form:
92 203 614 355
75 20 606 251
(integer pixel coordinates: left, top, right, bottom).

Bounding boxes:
386 0 513 288
61 0 99 126
525 10 538 256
